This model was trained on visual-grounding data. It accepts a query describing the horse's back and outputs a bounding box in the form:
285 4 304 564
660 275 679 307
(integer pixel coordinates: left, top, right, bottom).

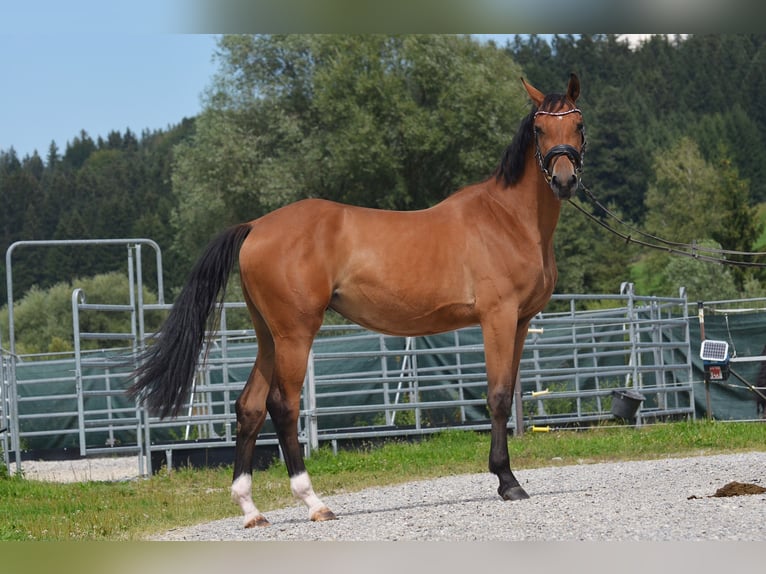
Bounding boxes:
242 196 471 267
237 196 482 335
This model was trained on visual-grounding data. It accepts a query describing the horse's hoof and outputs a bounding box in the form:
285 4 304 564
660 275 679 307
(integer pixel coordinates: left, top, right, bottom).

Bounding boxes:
499 485 530 501
244 514 271 528
310 506 337 522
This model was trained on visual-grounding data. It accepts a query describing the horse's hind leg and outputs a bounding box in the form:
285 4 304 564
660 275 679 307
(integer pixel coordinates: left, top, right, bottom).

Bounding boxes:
268 336 336 522
230 307 276 527
231 350 273 527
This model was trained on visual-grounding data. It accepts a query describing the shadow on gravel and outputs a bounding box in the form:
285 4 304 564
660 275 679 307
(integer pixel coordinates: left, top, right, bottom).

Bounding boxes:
312 485 591 521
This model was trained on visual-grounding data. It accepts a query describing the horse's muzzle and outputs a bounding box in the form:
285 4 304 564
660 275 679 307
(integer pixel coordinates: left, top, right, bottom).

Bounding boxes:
541 144 583 200
550 171 579 200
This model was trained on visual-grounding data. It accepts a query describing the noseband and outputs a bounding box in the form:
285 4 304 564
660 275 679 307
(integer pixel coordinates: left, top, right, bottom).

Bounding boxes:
534 108 586 184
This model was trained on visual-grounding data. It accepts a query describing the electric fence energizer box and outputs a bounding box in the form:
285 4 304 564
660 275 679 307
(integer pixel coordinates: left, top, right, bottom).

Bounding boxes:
700 339 730 382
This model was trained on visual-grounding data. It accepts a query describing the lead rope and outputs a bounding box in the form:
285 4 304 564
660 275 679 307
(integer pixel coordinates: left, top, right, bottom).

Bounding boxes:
569 183 766 268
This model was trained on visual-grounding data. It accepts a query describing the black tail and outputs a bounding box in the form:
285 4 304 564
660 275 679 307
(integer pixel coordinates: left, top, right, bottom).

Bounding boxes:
128 223 252 418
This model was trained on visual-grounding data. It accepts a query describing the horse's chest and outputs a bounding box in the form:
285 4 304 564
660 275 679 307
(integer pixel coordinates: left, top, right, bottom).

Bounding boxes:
510 246 557 312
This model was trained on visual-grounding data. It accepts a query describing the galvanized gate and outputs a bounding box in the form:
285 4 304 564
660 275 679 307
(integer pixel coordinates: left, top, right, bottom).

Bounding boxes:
3 239 164 475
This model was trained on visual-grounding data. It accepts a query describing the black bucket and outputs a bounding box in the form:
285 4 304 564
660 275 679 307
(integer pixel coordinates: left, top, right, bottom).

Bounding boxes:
611 389 645 419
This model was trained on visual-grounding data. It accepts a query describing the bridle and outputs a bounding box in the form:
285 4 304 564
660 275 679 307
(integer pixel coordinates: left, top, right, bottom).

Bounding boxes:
533 107 586 184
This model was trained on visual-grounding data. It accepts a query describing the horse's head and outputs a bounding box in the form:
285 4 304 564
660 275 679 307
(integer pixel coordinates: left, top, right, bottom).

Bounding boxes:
522 73 585 200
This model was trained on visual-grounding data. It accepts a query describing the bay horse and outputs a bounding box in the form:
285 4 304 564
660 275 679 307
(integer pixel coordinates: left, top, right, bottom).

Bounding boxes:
129 73 586 528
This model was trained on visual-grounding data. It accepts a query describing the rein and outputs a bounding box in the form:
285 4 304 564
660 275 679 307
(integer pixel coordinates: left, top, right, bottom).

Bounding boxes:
571 183 766 268
534 108 586 183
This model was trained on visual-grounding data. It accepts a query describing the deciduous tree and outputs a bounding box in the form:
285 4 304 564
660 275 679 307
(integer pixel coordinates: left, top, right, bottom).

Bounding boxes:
170 34 528 266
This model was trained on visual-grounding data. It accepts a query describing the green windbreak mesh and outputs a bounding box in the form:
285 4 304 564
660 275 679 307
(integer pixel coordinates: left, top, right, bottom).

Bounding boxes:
8 311 765 452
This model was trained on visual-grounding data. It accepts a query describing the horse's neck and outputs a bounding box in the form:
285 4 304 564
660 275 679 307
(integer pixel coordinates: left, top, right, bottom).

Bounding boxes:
487 171 562 242
534 179 562 241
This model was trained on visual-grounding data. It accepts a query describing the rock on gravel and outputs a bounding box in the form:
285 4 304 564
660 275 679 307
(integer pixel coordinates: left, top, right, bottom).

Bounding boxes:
150 451 766 542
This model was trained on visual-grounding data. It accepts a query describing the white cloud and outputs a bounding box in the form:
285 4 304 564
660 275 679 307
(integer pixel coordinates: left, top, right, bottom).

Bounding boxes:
618 34 688 49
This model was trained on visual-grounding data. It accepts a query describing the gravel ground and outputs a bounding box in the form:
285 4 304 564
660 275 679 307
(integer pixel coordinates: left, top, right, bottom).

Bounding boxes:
10 451 766 541
147 451 766 542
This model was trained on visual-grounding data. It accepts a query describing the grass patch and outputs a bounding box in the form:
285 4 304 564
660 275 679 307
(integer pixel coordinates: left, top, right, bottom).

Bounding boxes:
1 420 764 541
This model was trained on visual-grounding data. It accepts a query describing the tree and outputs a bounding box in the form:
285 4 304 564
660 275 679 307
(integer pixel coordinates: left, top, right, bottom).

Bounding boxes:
710 151 763 291
62 130 97 170
583 85 651 223
691 106 766 204
171 34 529 266
644 137 721 243
508 34 560 97
554 198 639 298
636 136 763 297
663 240 740 302
0 150 45 294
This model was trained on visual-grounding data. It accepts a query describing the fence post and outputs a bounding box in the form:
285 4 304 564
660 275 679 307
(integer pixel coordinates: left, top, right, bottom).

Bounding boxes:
305 349 318 453
72 289 87 456
380 335 392 426
0 353 10 471
514 364 524 436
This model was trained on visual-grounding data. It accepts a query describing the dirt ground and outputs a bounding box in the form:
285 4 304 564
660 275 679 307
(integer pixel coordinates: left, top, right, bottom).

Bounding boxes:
8 456 142 482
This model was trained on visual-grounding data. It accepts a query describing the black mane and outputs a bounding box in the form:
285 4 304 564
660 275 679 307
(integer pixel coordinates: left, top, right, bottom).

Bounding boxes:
494 94 571 187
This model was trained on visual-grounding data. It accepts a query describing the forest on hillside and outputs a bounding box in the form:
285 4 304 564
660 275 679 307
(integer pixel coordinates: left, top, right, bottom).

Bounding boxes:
2 34 766 312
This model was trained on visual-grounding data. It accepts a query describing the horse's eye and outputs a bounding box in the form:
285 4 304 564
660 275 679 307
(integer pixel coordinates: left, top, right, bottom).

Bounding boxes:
534 126 544 136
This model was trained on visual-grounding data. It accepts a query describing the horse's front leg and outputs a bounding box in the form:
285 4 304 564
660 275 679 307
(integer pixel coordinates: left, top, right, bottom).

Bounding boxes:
482 315 531 501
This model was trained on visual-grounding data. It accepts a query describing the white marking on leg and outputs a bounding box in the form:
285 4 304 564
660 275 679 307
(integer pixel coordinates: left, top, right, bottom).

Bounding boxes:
231 474 265 527
290 471 331 520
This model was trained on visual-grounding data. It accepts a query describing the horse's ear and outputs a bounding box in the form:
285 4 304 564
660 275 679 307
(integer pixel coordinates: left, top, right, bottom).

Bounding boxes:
521 77 545 107
567 73 580 103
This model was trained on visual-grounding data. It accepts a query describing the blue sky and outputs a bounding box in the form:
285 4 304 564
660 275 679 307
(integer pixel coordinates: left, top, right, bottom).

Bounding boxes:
1 33 219 160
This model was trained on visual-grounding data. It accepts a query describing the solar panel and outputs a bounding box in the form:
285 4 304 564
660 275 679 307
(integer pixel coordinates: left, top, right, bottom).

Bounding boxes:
700 339 729 362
